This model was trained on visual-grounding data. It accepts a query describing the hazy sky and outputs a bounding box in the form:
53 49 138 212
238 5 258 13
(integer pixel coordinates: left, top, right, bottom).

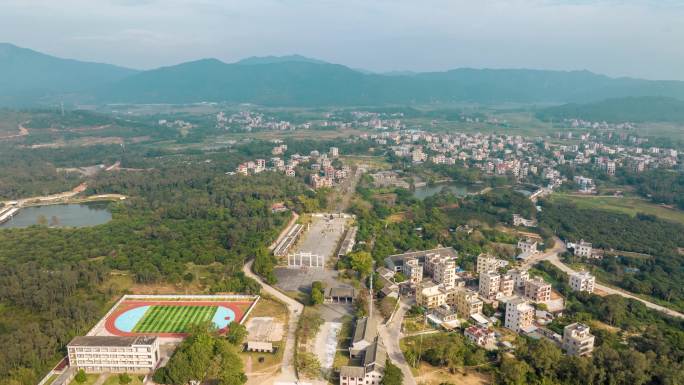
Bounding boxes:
2 0 684 80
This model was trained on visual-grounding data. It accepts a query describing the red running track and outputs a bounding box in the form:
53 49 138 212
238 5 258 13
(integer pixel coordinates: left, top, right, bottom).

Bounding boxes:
104 300 252 338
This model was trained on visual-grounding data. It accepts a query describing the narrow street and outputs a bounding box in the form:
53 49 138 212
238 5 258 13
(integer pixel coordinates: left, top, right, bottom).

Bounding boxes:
544 253 684 319
243 260 303 383
377 298 417 385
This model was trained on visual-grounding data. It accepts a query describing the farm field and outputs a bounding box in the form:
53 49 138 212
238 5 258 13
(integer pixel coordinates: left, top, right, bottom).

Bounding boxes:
551 193 684 225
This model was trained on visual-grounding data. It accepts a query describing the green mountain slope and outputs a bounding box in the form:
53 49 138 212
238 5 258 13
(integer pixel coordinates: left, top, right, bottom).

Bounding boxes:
537 96 684 123
0 43 138 106
4 43 684 107
96 60 684 106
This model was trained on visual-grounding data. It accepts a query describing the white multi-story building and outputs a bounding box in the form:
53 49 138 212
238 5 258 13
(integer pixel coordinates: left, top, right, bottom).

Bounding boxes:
573 240 593 258
479 271 501 300
509 269 530 289
517 239 538 254
562 323 595 356
417 282 447 309
479 270 514 300
402 257 423 285
524 277 552 302
476 254 507 275
500 273 515 297
504 298 535 332
569 271 595 293
425 253 457 288
67 336 160 373
454 289 483 318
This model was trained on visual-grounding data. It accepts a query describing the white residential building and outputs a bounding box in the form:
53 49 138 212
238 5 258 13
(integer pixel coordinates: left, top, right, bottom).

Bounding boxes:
569 271 595 293
425 253 457 288
504 298 535 332
509 269 530 289
402 257 423 285
524 277 552 302
517 238 538 254
562 323 595 356
476 254 508 275
573 240 593 258
454 289 484 318
479 271 514 300
479 271 501 300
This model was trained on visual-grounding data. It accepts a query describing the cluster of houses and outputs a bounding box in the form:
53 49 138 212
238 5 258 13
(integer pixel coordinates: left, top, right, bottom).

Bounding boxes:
306 147 352 189
355 129 679 189
377 246 597 356
232 145 350 189
157 119 194 131
215 109 410 133
216 111 301 131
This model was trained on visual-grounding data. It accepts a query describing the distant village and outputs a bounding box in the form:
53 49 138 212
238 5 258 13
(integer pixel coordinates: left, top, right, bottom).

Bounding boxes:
230 144 351 190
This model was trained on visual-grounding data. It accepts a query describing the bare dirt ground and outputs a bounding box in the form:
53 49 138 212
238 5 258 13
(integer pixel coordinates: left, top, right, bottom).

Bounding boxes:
413 363 492 385
0 123 29 140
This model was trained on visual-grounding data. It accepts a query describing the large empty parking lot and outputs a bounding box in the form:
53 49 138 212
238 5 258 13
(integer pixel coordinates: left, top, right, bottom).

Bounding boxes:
293 214 348 259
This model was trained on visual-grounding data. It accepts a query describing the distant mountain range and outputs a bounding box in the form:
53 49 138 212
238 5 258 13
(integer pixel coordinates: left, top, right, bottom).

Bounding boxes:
2 42 684 107
0 43 137 106
537 96 684 123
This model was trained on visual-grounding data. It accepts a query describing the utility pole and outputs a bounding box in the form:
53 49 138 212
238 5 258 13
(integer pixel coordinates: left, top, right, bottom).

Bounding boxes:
369 261 374 320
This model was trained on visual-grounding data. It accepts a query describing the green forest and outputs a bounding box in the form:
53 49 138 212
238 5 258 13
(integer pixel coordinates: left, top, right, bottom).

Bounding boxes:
0 142 327 385
539 201 684 311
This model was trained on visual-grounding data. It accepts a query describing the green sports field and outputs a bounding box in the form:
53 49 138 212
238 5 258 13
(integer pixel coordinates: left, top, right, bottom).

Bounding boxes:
132 305 218 333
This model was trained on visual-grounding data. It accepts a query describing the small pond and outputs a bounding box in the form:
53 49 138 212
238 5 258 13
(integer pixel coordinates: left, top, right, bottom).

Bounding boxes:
0 202 112 229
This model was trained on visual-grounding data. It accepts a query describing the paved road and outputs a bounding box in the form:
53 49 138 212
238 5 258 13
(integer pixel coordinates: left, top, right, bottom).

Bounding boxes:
243 260 304 383
520 236 567 270
1 182 88 207
527 237 684 320
378 298 417 385
544 253 684 319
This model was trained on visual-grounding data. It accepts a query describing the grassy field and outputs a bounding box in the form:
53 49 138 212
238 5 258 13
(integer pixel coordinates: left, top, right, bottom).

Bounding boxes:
551 193 684 225
339 155 391 170
132 305 217 333
102 374 145 385
77 374 103 385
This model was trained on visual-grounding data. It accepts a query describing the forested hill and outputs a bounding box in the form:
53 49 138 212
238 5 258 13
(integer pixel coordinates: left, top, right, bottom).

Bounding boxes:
4 43 684 106
93 63 684 106
0 43 137 106
536 96 684 123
